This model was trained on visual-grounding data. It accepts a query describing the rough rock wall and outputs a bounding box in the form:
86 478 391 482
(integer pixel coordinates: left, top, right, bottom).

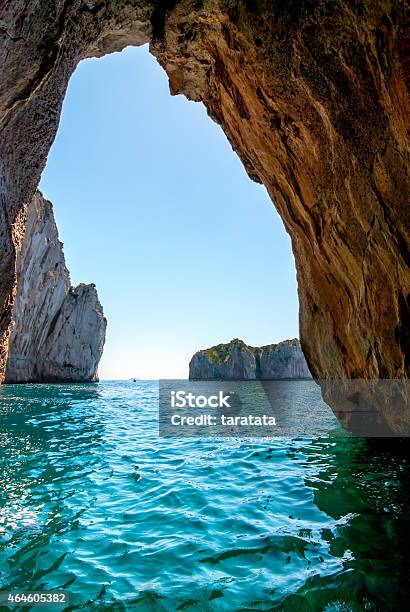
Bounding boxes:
190 338 257 379
190 338 312 380
0 2 408 429
154 2 409 383
5 192 106 383
0 0 151 382
258 340 312 380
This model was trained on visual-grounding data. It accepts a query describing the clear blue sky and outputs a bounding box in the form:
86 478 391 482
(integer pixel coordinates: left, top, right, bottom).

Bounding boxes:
40 45 299 380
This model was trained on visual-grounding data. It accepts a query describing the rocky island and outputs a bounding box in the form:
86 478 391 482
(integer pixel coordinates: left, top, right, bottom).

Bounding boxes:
5 192 106 383
189 338 312 380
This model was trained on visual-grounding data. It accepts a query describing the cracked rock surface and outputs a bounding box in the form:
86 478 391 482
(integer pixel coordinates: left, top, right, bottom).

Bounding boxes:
5 192 106 383
190 338 312 380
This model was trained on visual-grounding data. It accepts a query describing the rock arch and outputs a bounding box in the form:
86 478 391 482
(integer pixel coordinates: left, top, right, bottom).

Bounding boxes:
0 1 408 430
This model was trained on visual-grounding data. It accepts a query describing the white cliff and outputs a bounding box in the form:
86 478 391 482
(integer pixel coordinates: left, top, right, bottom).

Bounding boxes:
189 338 312 380
5 192 106 382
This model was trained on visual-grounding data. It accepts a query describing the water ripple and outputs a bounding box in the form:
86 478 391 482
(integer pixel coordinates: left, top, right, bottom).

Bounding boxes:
0 382 409 610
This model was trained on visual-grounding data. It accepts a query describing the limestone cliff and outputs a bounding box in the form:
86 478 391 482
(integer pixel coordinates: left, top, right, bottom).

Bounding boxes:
5 192 106 383
0 2 408 431
190 338 312 380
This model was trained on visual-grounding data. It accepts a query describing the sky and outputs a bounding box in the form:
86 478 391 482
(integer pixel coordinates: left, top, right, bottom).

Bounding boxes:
39 44 299 380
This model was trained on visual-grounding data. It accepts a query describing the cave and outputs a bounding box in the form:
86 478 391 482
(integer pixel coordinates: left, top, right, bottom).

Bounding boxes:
0 1 408 433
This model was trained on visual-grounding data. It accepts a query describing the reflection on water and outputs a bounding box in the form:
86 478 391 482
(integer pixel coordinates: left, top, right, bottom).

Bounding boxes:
0 382 408 610
281 438 410 611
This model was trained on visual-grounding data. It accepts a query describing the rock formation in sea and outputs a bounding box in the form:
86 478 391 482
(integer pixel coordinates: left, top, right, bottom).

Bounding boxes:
0 2 408 431
5 192 106 383
190 338 312 380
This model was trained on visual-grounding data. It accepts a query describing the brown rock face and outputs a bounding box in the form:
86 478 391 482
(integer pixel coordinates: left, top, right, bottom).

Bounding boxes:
0 2 408 429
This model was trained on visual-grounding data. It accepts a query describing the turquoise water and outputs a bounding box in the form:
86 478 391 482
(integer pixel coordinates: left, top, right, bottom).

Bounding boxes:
0 381 409 611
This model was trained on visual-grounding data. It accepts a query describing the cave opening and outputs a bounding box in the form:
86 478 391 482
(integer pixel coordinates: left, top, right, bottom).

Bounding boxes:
33 44 299 381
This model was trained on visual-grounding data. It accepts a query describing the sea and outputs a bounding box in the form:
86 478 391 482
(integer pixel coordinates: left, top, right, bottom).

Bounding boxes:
0 381 408 611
